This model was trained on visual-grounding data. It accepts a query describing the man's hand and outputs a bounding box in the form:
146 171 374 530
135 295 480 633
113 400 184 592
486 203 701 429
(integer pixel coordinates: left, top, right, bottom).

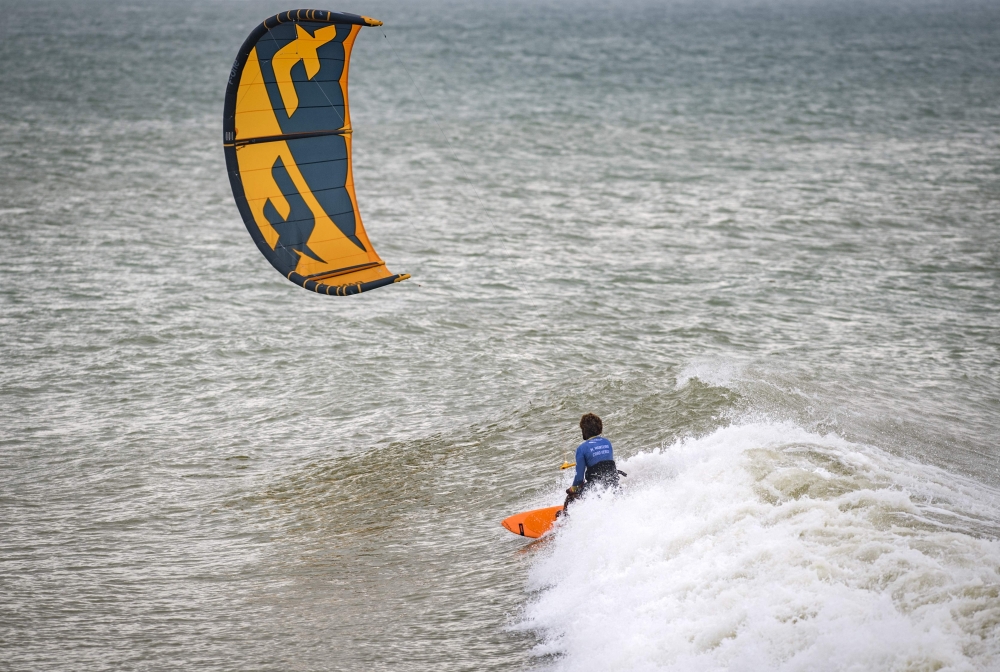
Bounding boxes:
566 484 582 496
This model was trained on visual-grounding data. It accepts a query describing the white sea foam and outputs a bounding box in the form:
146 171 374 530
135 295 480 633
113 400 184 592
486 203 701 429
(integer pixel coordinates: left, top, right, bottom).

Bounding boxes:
675 358 747 389
521 423 1000 671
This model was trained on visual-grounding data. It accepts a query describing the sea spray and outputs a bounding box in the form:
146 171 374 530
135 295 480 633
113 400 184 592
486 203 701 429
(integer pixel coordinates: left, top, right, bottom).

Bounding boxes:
521 423 1000 671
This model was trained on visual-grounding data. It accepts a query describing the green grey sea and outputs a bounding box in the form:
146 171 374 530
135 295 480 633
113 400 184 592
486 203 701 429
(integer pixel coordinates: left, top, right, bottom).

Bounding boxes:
1 0 999 670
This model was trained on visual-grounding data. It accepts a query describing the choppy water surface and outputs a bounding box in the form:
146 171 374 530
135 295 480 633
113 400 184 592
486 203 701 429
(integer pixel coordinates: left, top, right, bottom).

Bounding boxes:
1 0 998 669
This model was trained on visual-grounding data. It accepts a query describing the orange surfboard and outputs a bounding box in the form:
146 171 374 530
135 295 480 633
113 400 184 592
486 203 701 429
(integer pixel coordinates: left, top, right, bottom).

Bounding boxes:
501 505 564 539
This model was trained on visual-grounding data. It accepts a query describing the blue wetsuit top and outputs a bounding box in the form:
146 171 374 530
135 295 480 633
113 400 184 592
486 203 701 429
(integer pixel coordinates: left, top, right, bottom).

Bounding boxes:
573 436 614 486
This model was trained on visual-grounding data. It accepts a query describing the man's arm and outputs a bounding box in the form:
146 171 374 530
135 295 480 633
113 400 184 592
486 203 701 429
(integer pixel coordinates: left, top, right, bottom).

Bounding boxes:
573 444 586 486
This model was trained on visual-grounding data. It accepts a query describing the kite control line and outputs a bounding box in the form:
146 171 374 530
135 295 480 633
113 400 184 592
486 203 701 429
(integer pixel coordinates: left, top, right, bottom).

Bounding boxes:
379 27 528 293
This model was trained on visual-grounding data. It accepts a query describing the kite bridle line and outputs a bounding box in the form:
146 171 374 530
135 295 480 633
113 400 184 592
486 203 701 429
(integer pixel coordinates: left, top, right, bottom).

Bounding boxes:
378 27 529 295
259 19 527 295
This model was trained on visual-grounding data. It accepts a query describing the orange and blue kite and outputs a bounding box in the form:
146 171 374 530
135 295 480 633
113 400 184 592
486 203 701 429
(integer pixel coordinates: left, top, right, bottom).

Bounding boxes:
223 10 409 296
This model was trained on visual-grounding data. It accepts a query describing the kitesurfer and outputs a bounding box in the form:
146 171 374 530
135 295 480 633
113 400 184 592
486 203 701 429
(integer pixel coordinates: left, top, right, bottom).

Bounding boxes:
563 413 621 513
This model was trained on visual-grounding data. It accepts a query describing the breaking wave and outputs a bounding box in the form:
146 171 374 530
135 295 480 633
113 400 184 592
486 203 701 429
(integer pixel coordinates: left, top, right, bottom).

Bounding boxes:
520 422 1000 672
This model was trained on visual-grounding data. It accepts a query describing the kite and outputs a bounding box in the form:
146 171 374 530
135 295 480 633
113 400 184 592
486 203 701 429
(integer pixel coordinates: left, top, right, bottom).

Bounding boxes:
223 10 409 295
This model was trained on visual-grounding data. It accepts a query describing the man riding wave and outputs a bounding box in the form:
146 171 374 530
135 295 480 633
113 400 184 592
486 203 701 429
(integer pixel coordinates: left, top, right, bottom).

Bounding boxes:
563 413 621 512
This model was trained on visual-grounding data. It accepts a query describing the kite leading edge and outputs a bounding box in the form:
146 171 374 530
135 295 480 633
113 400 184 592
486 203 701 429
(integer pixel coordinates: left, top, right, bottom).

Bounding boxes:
223 9 409 296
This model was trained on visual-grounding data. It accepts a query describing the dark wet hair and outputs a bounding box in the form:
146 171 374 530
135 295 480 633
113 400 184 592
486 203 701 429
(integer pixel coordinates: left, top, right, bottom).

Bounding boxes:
580 413 603 440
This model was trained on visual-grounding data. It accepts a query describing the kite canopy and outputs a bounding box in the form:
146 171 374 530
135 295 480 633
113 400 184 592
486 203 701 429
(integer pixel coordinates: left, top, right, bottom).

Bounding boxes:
223 9 409 296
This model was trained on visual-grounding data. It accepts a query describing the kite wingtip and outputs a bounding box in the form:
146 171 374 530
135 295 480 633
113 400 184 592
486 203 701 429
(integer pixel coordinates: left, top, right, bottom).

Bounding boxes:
361 16 383 27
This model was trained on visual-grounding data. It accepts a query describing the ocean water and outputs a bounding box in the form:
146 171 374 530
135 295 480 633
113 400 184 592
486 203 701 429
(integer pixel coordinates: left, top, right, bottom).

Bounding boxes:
1 0 998 670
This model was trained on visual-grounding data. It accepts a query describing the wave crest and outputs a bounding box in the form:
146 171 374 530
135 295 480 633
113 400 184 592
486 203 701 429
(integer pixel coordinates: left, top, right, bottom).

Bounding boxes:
520 422 1000 671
